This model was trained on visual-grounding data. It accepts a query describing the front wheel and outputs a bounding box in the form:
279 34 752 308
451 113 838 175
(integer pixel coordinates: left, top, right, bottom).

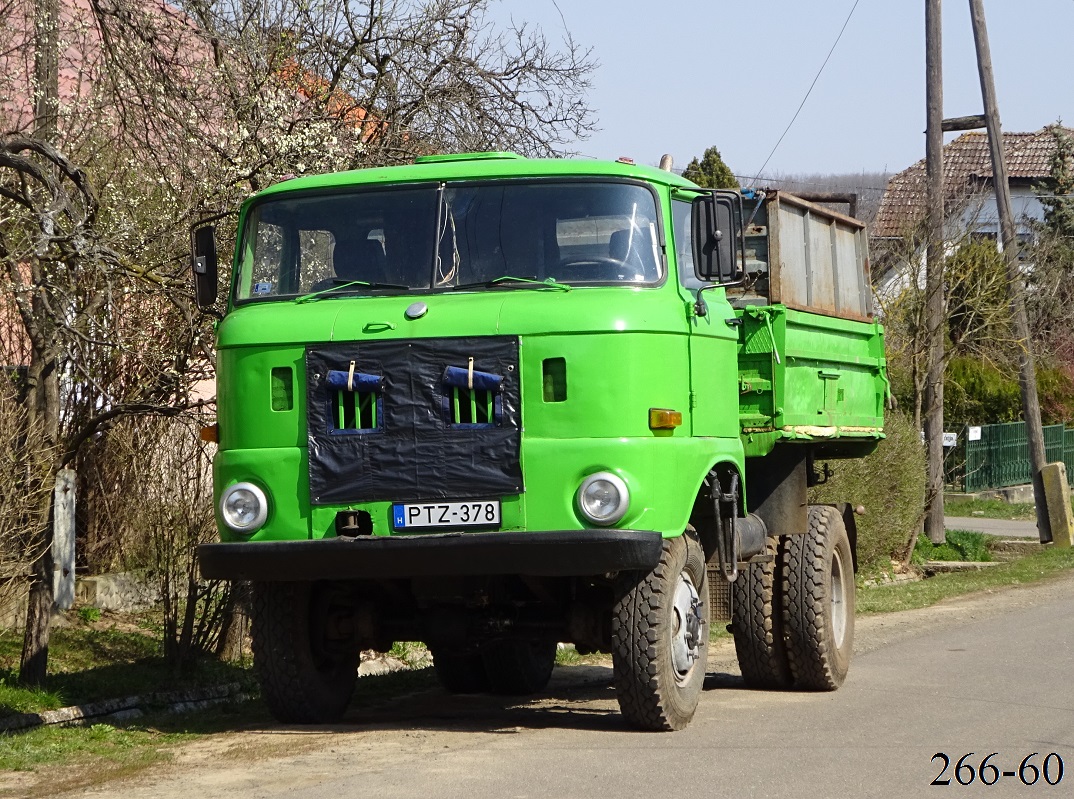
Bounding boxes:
611 531 709 731
251 581 359 723
781 505 855 690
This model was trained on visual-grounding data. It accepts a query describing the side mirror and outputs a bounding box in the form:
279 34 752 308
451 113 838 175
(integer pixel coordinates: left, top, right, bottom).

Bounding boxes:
191 225 218 308
692 191 743 284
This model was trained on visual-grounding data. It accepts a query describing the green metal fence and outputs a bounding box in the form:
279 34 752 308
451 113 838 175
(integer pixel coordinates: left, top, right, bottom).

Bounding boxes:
1066 428 1074 486
946 421 1074 492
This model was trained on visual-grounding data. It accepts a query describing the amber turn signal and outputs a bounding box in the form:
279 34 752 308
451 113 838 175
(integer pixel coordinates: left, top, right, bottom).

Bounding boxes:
200 423 218 443
648 408 682 430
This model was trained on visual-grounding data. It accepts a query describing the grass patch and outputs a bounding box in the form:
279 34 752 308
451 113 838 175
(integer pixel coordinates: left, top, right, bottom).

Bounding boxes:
912 529 992 563
859 543 1074 614
0 699 269 796
0 680 64 716
0 617 253 718
943 494 1074 521
944 496 1037 520
386 641 432 669
554 645 608 666
710 624 732 643
76 607 102 625
0 614 264 797
0 721 191 773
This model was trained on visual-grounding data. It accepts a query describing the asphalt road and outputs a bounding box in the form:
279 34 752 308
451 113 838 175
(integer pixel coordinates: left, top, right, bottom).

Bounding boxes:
66 573 1074 799
945 516 1039 539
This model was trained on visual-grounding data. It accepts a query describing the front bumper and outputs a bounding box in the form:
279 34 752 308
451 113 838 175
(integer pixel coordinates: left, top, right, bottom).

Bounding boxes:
199 529 664 582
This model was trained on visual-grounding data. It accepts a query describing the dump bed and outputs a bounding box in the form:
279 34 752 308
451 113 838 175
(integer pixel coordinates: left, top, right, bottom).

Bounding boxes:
730 191 886 458
731 190 872 320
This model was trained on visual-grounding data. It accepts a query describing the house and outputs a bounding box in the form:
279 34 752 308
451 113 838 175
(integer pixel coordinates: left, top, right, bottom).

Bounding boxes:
871 125 1073 286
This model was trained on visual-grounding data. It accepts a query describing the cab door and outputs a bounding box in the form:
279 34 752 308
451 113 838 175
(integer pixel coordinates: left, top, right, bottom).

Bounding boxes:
670 194 741 440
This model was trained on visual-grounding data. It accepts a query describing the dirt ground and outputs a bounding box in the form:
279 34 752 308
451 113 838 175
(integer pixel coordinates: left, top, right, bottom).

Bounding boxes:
9 569 1074 799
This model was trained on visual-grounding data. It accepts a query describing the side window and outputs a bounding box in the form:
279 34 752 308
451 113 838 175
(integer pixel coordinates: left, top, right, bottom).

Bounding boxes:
247 221 284 297
243 221 334 296
672 199 702 290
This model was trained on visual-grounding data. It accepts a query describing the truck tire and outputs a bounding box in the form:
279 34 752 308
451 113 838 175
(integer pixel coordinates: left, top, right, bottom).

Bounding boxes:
730 535 793 689
481 639 557 695
431 648 490 694
781 505 855 690
251 581 358 723
611 531 709 731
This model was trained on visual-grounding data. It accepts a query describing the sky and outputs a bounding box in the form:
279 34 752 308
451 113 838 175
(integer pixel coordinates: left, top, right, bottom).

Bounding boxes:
490 0 1074 182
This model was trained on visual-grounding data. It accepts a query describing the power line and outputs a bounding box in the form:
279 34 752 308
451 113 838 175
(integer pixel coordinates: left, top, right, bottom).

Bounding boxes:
733 173 889 191
749 0 862 185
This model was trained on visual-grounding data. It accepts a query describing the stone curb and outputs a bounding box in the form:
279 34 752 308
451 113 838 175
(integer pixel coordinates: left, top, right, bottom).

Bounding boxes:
0 682 250 733
922 560 1003 574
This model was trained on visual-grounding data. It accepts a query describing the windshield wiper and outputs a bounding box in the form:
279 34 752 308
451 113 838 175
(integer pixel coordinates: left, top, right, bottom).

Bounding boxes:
295 278 410 303
452 276 571 292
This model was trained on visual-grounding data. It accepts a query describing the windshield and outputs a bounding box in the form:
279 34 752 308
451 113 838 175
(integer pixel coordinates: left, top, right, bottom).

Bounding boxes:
234 180 663 301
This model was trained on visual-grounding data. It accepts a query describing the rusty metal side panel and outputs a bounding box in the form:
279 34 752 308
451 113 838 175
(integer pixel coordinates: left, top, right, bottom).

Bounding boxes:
833 221 872 319
767 192 872 322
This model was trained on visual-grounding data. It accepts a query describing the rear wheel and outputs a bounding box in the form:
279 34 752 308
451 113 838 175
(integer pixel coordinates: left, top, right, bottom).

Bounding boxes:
481 639 557 695
730 535 793 688
781 505 855 690
251 581 359 723
611 531 709 731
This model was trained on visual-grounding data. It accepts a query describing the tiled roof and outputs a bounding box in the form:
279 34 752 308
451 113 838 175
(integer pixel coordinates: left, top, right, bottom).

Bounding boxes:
872 126 1074 238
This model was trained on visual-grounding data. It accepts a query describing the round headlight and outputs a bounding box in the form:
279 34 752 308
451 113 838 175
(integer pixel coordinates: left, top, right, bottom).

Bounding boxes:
220 482 268 533
576 472 630 526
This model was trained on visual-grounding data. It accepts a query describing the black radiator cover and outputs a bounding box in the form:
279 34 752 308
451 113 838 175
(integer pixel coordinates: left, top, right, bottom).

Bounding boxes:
306 336 522 505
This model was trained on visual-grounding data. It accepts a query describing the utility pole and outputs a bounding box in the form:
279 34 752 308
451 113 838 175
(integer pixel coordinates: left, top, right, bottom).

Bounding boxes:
923 0 946 544
968 0 1051 543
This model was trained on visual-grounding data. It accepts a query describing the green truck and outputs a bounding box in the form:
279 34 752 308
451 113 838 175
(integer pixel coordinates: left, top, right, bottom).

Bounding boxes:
193 153 887 731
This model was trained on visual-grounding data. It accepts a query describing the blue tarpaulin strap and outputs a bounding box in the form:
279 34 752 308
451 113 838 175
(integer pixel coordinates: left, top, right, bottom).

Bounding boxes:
442 365 502 392
326 370 383 392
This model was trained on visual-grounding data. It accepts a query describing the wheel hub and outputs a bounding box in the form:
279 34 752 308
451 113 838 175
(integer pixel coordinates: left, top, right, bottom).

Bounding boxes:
831 548 847 647
671 572 703 679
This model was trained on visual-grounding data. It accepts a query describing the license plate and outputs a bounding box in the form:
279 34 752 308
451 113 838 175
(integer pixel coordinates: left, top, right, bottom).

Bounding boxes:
392 501 501 530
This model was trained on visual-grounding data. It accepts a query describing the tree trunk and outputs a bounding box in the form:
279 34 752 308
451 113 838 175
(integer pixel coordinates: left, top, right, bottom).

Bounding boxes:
216 581 251 662
161 556 178 662
18 355 60 685
33 0 60 136
18 0 63 689
19 548 54 686
177 570 200 667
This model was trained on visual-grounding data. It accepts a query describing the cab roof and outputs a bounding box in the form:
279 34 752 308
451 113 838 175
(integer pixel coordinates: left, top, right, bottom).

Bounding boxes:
252 153 699 203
